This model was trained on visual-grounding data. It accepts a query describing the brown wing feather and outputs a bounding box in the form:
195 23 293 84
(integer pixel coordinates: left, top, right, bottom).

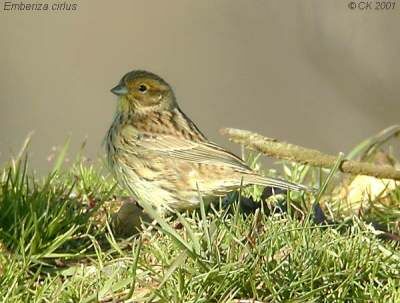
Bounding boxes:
124 108 309 192
124 108 251 171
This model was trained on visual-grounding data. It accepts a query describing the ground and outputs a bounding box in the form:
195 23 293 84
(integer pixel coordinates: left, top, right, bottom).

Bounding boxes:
0 144 399 302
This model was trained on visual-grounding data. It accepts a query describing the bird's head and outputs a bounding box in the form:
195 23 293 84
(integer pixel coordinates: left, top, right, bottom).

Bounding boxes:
111 70 177 114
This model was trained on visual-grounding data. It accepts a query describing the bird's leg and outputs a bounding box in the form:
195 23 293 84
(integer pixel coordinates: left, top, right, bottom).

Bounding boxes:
140 206 170 236
141 219 159 237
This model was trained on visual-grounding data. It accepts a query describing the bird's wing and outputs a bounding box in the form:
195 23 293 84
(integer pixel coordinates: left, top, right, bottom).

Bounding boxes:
129 131 309 191
121 125 251 172
120 125 310 192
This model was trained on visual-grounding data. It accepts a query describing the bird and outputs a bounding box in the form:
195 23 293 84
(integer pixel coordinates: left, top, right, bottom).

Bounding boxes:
106 70 309 215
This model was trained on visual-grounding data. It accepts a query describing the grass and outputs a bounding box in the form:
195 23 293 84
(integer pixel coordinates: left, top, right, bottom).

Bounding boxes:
0 141 399 302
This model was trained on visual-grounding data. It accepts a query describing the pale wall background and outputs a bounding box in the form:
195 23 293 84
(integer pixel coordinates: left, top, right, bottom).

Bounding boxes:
0 1 399 171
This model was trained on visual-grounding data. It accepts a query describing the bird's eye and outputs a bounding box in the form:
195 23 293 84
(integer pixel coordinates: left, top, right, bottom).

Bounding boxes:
138 84 148 93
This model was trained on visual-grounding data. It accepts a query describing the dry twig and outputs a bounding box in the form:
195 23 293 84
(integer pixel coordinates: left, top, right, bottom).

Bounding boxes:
220 128 400 181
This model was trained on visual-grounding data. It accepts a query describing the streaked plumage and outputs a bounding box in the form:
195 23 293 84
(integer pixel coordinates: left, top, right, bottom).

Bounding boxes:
106 70 308 214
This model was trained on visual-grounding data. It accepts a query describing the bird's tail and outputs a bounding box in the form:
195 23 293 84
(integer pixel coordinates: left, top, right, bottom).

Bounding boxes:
247 174 310 192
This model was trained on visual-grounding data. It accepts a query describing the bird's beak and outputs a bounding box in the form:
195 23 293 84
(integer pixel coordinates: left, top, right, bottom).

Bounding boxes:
111 84 128 96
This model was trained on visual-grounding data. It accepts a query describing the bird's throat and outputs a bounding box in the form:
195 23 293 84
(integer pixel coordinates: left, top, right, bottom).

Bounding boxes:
117 96 132 114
